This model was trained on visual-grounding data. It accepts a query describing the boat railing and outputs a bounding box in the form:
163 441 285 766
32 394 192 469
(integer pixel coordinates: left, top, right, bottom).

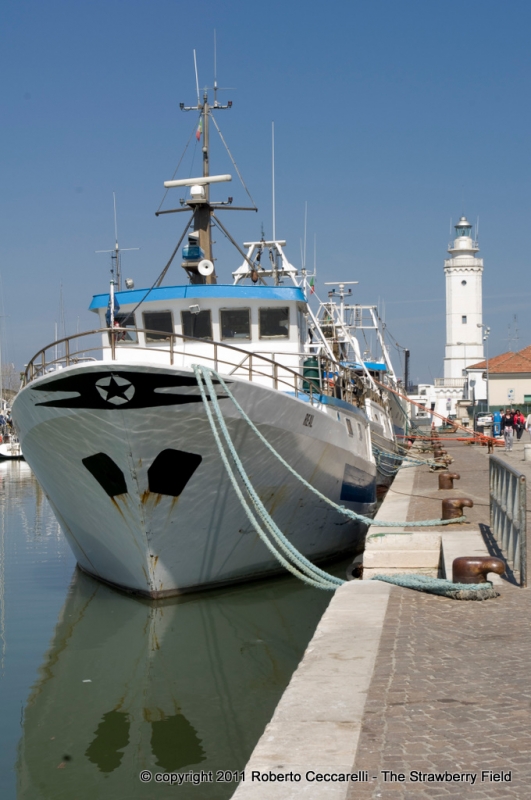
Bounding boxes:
22 327 378 409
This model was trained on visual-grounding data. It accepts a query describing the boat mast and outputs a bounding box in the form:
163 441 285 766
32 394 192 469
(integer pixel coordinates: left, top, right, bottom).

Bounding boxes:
179 77 233 285
96 193 139 292
196 89 214 283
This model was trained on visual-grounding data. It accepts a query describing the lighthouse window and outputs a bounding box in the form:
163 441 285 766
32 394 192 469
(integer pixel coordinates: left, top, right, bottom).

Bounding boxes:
142 311 174 342
181 309 213 340
220 308 251 340
462 315 467 324
259 307 290 339
461 280 467 286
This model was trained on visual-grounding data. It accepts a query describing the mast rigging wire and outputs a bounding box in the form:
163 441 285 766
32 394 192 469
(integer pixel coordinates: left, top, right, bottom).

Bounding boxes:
156 115 202 214
210 113 257 209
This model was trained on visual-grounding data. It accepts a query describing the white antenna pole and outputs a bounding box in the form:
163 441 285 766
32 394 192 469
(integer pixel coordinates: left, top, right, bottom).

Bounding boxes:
213 31 218 103
113 192 119 245
303 201 308 270
113 192 121 291
193 50 200 104
110 281 115 329
272 122 276 241
314 233 317 275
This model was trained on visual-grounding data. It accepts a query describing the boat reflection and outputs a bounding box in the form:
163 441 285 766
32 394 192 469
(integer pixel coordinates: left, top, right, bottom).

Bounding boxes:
17 568 331 798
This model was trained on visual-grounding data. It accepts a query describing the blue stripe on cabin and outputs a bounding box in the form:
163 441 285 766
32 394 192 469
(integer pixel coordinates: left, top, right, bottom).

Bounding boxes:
89 284 306 310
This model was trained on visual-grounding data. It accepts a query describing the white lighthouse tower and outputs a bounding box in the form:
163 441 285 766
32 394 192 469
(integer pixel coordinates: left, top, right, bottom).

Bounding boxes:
443 216 484 379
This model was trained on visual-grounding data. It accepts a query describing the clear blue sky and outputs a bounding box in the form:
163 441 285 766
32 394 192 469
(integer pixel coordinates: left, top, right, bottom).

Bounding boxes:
2 0 531 382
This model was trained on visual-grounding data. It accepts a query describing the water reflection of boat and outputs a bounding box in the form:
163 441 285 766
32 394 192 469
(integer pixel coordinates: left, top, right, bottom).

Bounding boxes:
17 568 331 799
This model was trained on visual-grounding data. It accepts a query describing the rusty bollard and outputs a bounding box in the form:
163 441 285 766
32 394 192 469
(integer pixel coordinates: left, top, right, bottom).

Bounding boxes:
452 556 505 584
438 472 460 490
442 497 473 520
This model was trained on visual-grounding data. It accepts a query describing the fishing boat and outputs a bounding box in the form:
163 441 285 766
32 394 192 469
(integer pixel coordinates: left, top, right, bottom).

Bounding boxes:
12 84 399 597
310 284 406 485
0 436 23 460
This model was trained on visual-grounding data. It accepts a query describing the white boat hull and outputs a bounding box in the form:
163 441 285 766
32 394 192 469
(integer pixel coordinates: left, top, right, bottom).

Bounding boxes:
13 362 377 596
0 439 23 459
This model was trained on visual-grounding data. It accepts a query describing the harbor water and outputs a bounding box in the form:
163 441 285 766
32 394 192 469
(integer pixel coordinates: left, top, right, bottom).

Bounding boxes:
0 461 340 799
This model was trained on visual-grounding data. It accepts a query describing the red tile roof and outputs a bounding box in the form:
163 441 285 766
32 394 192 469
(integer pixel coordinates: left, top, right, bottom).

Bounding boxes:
468 346 531 373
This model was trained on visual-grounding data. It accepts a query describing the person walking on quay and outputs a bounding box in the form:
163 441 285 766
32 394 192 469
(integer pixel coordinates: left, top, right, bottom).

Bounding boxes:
514 409 526 440
501 408 516 452
526 410 531 441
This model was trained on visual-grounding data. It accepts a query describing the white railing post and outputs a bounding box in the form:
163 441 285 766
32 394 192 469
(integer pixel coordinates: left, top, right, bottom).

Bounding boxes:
489 455 527 587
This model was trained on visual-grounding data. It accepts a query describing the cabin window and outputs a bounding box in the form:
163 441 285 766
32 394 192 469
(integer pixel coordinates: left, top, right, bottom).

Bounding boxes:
220 308 251 340
181 309 213 340
259 307 290 339
357 423 363 441
108 313 138 345
143 311 174 342
345 417 353 437
462 315 467 324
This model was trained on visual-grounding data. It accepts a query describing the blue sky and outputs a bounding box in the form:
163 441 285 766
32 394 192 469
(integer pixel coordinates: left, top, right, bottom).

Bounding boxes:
1 0 531 381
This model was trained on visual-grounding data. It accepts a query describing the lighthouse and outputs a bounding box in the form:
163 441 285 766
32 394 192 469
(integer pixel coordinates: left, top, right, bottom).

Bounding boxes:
443 216 484 380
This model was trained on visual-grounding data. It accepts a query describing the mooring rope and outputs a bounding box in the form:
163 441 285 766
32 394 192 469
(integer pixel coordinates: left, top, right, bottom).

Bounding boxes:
194 365 342 590
194 365 466 533
371 574 499 601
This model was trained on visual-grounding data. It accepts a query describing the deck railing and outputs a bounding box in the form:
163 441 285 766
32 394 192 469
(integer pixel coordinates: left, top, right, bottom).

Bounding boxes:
22 327 380 409
489 454 527 587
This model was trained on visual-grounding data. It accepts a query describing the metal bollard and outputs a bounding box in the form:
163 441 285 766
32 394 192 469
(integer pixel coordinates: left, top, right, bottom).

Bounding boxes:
438 472 460 490
452 556 505 584
442 497 473 520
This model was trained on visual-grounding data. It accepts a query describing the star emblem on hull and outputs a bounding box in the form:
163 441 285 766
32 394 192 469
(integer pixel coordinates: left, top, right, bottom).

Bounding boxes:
95 375 135 405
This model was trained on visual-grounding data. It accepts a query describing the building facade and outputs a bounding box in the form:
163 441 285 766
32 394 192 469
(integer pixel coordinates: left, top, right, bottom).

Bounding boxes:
468 347 531 412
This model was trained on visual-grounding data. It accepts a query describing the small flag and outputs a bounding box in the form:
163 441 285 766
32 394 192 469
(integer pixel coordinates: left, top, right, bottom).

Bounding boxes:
196 119 203 141
309 276 315 294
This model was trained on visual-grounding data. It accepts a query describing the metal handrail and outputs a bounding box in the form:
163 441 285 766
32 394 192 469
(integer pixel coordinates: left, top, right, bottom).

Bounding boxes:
22 327 375 410
489 454 527 587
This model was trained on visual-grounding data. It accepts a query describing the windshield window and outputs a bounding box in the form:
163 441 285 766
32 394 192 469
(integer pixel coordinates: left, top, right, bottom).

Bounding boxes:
181 309 213 340
259 307 290 339
220 308 251 340
108 313 138 345
143 311 174 342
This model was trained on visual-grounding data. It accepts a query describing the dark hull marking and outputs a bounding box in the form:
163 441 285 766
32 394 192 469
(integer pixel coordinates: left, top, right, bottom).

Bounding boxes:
147 448 203 497
82 453 128 497
32 371 228 410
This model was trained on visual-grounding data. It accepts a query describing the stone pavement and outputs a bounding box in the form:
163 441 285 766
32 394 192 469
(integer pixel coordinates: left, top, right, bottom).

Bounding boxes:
348 439 531 799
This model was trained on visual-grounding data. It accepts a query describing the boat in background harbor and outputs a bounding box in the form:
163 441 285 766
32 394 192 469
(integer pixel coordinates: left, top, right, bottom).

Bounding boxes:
13 80 400 597
0 438 23 460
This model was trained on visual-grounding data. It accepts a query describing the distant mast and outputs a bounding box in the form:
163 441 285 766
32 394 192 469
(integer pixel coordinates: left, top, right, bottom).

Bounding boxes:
96 194 139 292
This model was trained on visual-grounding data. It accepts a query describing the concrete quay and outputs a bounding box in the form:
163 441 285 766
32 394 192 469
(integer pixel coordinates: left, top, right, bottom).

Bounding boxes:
231 440 531 799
